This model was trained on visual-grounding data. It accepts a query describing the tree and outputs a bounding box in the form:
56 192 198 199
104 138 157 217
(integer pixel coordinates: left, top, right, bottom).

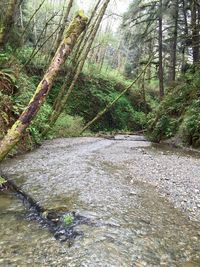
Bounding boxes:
191 0 200 65
168 0 179 83
0 0 19 48
53 0 74 53
158 0 164 98
43 0 111 133
0 11 88 162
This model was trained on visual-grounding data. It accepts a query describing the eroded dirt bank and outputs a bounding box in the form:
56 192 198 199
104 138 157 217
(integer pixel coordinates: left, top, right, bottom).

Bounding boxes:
0 136 200 266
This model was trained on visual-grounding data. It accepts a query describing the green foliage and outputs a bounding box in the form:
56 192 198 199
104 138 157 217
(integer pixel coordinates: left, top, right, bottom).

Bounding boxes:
17 47 47 70
180 99 200 147
17 47 34 65
84 62 130 86
147 70 200 147
47 113 84 138
0 50 154 157
148 115 180 142
0 176 6 185
0 64 17 140
63 214 74 226
29 103 53 144
0 68 53 152
48 72 150 133
0 46 12 64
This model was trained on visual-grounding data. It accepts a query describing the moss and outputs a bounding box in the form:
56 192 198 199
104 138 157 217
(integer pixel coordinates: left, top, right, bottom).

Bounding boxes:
0 176 6 185
63 214 74 226
77 10 88 21
0 23 5 37
63 10 88 43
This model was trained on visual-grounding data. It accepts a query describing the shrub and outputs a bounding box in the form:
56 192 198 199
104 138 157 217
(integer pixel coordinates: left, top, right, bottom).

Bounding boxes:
147 70 200 147
180 99 200 147
47 113 84 138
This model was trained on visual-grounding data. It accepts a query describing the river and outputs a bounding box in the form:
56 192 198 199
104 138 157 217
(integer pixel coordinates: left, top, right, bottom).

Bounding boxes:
0 136 199 266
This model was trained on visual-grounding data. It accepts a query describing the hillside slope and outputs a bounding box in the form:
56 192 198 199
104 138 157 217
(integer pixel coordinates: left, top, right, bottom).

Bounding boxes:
148 70 200 148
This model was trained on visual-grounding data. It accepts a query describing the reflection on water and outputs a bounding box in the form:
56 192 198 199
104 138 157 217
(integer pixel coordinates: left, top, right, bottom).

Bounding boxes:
0 137 199 266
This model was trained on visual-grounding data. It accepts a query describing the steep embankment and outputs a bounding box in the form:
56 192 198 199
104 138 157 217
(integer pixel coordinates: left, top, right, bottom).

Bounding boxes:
148 70 200 148
47 72 149 133
0 64 152 155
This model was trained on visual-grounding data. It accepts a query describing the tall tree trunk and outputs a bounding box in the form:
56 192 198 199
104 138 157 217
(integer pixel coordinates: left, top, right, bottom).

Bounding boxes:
71 0 103 71
168 0 179 83
51 0 102 113
45 0 111 133
141 70 147 115
33 0 38 46
99 45 107 72
181 0 189 68
158 0 164 99
0 12 88 162
147 36 153 80
53 0 74 53
19 4 24 29
191 0 200 65
0 0 18 48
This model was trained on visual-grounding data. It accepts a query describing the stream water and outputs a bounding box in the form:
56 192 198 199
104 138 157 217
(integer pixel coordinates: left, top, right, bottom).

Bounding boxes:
0 136 199 266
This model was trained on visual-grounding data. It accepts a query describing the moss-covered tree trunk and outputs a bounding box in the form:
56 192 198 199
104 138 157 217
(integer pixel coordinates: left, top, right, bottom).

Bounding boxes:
0 0 18 48
45 0 111 132
0 12 88 162
51 0 102 114
53 0 74 53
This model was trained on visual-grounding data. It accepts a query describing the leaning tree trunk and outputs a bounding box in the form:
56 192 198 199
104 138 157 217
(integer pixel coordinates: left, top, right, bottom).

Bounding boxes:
0 0 18 48
53 0 74 53
158 0 164 99
71 0 102 69
0 11 88 162
80 57 153 134
51 0 102 115
45 0 111 132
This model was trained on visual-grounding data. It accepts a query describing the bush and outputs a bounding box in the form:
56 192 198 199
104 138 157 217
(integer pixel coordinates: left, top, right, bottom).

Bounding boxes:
47 113 84 138
180 99 200 147
147 70 200 147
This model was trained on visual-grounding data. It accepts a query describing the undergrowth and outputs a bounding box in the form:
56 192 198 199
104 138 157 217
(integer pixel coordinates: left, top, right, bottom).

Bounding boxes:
0 47 157 157
47 72 151 133
147 70 200 148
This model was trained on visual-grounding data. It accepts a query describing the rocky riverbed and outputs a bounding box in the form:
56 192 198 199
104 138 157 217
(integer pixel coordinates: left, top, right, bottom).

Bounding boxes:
0 136 199 266
103 135 200 222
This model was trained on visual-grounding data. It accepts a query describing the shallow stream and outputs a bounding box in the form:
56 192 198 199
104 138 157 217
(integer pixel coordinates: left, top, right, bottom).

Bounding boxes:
0 136 199 266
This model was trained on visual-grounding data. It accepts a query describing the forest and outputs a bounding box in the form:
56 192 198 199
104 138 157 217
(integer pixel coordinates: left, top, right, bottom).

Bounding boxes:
0 0 200 159
0 0 200 266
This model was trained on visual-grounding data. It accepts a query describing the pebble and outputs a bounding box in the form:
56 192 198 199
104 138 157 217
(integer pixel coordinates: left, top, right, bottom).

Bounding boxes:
129 191 137 196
